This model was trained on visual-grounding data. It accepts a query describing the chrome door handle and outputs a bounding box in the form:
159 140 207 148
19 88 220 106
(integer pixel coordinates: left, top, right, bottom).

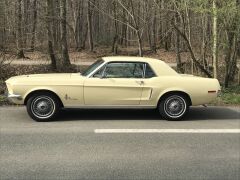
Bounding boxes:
136 80 144 85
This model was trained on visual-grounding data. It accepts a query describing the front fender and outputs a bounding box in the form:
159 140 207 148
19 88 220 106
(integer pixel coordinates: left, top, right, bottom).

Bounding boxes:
23 86 65 104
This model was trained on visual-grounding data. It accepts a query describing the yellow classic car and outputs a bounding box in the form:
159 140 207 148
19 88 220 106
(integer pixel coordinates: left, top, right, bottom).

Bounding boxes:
5 56 221 121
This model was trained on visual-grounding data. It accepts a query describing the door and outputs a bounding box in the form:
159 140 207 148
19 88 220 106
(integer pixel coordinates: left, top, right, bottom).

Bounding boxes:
84 62 144 105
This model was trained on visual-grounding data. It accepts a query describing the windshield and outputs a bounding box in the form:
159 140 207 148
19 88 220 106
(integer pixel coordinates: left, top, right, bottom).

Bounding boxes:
82 59 104 76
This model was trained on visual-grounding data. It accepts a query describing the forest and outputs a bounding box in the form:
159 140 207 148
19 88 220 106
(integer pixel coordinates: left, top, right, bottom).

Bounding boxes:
0 0 240 104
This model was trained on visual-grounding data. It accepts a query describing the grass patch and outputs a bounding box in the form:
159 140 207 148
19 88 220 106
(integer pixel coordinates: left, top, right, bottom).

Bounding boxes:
212 85 240 106
220 86 240 105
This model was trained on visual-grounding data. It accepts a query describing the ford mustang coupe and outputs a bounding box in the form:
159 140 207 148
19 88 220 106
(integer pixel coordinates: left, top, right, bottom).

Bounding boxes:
5 56 220 121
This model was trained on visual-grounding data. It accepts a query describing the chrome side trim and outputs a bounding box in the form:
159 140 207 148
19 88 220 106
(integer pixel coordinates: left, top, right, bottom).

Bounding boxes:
64 105 156 109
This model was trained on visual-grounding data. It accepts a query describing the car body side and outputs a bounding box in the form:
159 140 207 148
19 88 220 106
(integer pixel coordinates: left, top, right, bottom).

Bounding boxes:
5 57 220 108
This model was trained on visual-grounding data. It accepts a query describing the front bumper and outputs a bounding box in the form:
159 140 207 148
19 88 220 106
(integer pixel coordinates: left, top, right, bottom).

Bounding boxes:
8 93 22 99
4 90 23 104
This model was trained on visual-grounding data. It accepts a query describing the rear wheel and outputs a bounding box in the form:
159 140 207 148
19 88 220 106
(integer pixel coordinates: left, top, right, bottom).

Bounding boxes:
26 92 61 121
158 94 189 120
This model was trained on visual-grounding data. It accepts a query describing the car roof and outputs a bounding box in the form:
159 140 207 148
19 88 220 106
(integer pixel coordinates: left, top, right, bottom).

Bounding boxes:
102 56 164 63
101 56 178 76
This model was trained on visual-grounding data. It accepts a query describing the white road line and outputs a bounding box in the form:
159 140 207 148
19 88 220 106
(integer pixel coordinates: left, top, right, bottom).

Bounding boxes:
94 129 240 133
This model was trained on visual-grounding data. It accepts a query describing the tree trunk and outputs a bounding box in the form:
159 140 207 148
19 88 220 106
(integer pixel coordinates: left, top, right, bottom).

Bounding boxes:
152 7 157 53
59 0 71 69
112 35 118 54
185 3 194 74
53 0 60 50
212 0 218 79
46 0 56 70
223 0 239 87
74 0 81 51
147 26 152 51
201 14 208 70
16 0 25 59
136 31 143 57
111 1 118 54
0 1 5 50
30 0 37 51
175 13 184 73
23 0 30 48
120 8 127 46
87 0 94 52
81 22 88 50
176 31 184 73
224 31 237 88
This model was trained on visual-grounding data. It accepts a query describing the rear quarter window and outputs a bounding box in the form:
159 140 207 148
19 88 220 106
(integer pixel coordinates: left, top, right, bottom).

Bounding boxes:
145 64 156 78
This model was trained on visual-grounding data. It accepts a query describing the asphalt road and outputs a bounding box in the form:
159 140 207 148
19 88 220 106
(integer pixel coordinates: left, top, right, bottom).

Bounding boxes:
0 106 240 180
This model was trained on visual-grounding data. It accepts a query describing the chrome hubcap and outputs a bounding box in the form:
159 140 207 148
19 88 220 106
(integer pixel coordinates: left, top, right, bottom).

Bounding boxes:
164 96 186 118
31 96 55 118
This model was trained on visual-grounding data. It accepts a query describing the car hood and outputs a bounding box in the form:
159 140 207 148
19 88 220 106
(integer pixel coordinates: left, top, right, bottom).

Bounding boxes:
24 73 72 78
6 73 82 84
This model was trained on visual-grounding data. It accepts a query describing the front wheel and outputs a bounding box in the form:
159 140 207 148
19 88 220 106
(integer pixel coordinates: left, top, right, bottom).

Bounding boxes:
26 92 61 121
158 94 189 120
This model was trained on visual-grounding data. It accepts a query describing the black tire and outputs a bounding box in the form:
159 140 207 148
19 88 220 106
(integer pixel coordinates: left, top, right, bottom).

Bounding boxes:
26 92 61 121
158 94 189 120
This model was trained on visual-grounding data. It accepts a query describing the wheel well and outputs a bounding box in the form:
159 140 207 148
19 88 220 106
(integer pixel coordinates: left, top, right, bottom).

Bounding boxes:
158 91 192 106
24 90 64 107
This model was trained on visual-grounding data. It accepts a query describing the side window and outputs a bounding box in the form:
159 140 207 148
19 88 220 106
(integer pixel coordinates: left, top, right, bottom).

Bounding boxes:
145 64 156 78
104 62 144 78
